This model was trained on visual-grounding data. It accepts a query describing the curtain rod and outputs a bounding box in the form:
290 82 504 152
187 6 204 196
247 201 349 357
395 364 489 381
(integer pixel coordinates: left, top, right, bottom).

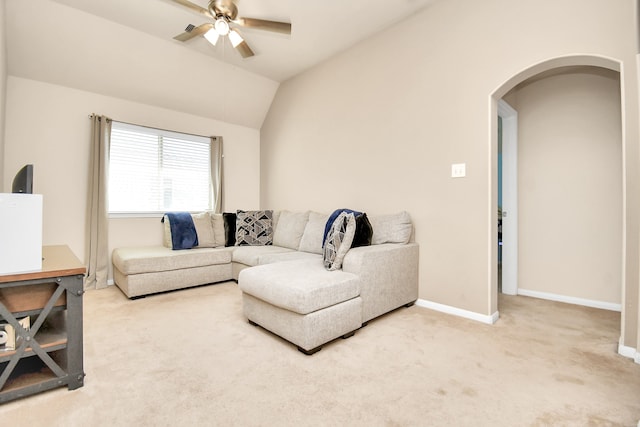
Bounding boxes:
88 114 218 140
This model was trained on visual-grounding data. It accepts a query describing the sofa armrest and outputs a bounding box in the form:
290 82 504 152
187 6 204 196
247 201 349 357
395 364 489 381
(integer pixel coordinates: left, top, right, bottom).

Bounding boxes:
342 243 419 323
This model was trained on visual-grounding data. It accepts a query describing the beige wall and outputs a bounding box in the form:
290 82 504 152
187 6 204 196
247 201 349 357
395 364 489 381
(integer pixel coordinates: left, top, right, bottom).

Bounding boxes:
260 0 639 350
0 1 6 190
507 68 622 305
4 77 261 277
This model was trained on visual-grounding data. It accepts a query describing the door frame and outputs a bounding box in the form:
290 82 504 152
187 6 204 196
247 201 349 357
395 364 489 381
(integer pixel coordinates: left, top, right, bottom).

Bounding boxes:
498 100 518 295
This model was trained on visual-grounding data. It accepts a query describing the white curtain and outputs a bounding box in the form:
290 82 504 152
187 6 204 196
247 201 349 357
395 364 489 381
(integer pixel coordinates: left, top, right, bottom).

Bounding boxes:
85 115 111 290
211 136 223 213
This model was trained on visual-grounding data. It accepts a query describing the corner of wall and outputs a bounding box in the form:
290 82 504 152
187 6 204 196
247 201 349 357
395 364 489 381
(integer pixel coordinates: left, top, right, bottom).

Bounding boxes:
0 0 7 191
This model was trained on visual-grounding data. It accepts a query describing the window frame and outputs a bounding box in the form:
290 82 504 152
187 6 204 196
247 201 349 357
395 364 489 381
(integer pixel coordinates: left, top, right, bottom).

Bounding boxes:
107 121 214 218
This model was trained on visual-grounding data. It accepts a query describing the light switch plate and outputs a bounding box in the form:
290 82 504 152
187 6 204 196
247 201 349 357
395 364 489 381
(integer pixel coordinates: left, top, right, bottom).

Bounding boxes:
451 163 466 178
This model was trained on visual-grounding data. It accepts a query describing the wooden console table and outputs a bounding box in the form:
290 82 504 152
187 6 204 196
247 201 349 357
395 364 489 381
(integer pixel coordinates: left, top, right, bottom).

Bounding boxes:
0 245 85 403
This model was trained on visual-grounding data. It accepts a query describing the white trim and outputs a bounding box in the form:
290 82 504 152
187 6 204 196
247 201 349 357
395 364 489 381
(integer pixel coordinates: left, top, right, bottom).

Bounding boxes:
107 279 114 286
517 289 621 312
498 100 518 296
618 339 637 359
416 299 499 325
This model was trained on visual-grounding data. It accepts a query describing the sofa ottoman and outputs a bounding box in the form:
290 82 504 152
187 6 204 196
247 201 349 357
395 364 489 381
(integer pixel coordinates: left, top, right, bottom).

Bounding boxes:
112 246 232 298
239 259 363 354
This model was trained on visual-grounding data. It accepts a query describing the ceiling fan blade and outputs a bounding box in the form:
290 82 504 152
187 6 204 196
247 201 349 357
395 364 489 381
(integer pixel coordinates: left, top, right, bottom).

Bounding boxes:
171 0 214 19
234 40 255 58
235 17 292 35
173 23 213 42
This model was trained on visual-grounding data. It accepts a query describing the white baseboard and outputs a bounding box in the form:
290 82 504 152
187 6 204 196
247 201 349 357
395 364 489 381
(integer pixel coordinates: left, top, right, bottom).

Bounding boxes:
107 279 114 286
617 339 640 364
517 289 621 312
618 342 636 358
416 299 499 325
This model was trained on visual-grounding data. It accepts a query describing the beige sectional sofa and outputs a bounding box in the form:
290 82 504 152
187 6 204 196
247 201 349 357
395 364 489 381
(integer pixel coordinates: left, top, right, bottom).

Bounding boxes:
112 210 419 354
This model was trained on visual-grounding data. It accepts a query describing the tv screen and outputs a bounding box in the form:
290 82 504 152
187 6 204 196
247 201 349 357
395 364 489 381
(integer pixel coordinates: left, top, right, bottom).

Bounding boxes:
12 164 34 194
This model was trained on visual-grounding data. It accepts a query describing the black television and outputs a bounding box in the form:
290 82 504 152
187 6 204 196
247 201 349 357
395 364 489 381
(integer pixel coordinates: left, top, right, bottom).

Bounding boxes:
12 164 34 194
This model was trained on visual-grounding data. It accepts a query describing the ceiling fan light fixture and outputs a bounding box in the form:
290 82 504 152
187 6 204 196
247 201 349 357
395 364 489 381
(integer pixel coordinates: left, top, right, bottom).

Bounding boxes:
203 28 220 46
228 29 244 48
214 17 230 36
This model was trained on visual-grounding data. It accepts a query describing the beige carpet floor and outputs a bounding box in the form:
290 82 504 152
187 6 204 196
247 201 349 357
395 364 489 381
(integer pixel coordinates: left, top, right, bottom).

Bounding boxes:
1 281 639 426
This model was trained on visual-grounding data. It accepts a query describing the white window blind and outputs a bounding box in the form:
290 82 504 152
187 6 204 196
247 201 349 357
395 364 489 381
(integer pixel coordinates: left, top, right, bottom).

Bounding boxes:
109 121 212 214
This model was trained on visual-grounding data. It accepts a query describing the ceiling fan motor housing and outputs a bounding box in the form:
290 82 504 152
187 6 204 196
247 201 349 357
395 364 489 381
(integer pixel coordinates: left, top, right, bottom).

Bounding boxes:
209 0 238 20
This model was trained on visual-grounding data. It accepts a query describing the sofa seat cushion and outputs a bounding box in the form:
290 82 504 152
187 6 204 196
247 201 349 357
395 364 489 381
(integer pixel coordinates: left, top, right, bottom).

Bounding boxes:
231 245 294 267
238 260 360 315
257 251 321 265
112 246 231 275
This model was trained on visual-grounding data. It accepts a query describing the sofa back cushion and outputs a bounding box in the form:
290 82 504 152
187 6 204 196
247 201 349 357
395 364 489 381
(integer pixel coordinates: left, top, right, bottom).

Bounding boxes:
163 212 219 249
210 213 227 247
299 211 329 254
272 210 309 250
369 211 413 244
191 212 216 247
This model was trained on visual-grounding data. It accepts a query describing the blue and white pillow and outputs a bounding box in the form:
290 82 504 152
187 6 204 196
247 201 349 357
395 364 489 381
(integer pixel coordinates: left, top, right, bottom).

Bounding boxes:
323 211 356 271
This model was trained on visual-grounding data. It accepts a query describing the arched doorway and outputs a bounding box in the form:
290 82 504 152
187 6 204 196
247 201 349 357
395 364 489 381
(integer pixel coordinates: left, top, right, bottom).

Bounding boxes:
489 55 624 327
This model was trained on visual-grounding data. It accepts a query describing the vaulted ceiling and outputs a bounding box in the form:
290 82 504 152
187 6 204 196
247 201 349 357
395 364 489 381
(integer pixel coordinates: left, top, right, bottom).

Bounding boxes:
4 0 436 128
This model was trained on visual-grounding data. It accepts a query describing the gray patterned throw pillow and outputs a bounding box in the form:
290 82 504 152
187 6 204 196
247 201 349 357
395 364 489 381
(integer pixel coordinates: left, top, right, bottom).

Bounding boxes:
235 210 274 246
323 211 356 270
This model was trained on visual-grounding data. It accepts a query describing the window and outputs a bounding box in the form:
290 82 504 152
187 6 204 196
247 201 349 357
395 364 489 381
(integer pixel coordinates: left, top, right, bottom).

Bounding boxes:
108 121 214 215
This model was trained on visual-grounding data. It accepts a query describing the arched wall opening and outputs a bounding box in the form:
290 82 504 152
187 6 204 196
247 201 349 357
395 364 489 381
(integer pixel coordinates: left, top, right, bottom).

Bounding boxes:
489 55 625 337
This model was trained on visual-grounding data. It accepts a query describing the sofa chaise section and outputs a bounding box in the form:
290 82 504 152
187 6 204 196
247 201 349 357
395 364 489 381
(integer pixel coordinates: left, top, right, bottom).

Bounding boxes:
112 246 232 298
239 259 362 354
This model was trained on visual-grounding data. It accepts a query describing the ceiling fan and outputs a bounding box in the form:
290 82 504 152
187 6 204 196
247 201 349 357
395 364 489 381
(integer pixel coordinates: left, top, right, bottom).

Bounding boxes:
171 0 292 58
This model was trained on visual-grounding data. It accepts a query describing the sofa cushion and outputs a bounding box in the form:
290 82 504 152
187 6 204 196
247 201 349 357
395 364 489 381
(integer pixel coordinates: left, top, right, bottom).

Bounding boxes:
352 213 373 248
192 212 216 248
162 217 172 248
272 210 309 250
299 211 329 255
236 210 274 246
163 212 198 250
232 245 294 267
321 209 372 248
210 213 226 247
112 246 231 275
323 212 356 271
238 259 360 315
369 211 413 244
322 209 361 247
223 212 236 246
272 210 281 231
257 251 321 265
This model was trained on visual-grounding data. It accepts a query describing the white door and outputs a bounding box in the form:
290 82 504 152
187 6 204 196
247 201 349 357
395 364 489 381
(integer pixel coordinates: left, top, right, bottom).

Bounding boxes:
498 100 518 295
